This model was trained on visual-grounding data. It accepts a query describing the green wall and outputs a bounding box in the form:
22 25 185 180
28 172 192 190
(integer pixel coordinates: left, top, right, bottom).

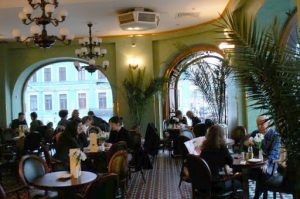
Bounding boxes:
0 0 296 135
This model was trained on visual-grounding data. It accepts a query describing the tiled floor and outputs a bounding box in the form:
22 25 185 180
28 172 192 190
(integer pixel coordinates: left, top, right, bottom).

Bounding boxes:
127 150 294 199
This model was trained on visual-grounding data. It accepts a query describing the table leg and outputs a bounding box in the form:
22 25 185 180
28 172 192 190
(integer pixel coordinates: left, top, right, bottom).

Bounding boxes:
242 168 249 199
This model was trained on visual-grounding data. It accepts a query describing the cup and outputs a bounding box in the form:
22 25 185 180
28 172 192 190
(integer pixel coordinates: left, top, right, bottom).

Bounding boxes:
241 152 245 160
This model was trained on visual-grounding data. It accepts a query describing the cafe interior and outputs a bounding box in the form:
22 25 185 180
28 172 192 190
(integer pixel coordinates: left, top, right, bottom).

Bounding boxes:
0 0 300 198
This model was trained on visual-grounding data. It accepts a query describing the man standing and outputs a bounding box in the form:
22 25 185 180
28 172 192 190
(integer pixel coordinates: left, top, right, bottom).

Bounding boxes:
88 111 109 131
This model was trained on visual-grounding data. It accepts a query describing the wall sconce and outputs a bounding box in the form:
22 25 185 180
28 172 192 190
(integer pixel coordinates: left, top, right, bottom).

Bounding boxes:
128 57 141 70
218 42 235 50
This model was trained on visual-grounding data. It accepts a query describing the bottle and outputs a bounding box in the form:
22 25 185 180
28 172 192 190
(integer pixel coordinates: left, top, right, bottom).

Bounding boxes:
248 145 254 159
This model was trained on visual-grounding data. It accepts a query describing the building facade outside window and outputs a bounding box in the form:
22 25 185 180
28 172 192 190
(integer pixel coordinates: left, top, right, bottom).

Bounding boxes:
98 71 105 80
23 61 114 128
78 70 85 80
44 68 51 82
59 94 67 109
30 73 37 82
30 95 38 111
98 92 107 109
45 95 52 111
59 67 66 81
78 93 87 109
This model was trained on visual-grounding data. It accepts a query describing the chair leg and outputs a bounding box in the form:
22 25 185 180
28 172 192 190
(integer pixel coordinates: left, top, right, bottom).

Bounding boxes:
279 193 284 199
140 169 146 183
178 178 182 188
273 191 276 199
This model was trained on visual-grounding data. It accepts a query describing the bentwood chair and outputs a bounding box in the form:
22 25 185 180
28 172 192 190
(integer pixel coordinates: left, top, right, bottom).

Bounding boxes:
19 154 57 198
77 173 119 199
0 184 30 199
178 135 191 188
108 150 129 199
107 141 128 164
186 154 235 199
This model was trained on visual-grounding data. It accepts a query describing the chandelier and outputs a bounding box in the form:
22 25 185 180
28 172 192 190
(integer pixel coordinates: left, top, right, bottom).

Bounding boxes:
11 0 73 48
74 23 109 73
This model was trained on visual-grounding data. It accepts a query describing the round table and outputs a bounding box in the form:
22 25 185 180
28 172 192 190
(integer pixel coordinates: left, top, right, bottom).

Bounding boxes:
32 171 97 198
233 156 267 199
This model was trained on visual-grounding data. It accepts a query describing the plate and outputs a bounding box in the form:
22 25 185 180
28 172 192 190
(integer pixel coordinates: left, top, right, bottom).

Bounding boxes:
57 173 71 180
247 158 262 163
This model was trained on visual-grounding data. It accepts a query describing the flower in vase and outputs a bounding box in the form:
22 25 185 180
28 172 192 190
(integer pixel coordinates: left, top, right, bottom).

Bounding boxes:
253 133 264 150
69 150 87 166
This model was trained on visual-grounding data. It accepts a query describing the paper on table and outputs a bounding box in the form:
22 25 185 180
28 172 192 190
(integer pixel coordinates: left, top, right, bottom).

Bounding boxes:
184 136 206 155
89 133 98 152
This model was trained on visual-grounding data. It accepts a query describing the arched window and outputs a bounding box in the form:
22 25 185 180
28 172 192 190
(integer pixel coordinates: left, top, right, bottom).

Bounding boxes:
23 61 113 127
165 47 233 124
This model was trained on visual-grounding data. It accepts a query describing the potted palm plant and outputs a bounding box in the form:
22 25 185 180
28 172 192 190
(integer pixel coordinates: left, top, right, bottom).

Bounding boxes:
185 57 232 124
123 68 165 128
217 8 300 197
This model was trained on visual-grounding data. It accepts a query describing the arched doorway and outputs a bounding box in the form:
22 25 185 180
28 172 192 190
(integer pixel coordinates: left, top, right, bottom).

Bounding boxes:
16 59 113 128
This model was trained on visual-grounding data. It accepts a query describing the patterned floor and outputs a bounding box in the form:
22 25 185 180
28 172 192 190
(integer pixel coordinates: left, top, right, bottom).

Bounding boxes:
1 151 294 199
127 151 294 199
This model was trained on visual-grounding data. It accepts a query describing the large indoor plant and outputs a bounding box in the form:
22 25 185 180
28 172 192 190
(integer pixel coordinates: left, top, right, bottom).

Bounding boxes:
217 8 300 196
185 57 232 124
123 68 165 127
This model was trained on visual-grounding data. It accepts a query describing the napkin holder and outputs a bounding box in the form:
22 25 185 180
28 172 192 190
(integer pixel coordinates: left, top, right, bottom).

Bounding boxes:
89 133 98 152
69 148 81 178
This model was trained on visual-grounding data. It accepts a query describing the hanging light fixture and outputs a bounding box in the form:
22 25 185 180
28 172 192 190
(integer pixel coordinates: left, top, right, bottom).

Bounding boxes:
74 23 109 73
11 0 73 48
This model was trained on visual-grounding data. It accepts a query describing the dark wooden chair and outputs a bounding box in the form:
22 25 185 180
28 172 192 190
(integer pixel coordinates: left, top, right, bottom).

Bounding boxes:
193 123 207 137
143 123 160 159
41 144 65 171
178 135 191 188
107 141 128 164
76 173 119 199
108 150 128 199
18 154 57 198
186 154 236 199
128 132 146 183
0 184 30 199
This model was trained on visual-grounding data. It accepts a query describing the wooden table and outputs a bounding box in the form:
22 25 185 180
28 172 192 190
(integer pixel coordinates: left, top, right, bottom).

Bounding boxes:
32 171 97 198
232 155 266 199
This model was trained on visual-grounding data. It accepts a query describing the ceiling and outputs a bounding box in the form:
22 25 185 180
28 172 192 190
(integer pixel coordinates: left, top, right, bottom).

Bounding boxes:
0 0 230 39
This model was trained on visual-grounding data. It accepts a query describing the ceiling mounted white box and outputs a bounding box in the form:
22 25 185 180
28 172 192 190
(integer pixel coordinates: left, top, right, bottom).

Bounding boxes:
118 8 160 31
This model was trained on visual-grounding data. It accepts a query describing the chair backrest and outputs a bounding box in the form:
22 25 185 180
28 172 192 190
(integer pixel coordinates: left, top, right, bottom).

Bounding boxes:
143 123 160 156
24 132 42 152
0 184 6 198
19 154 49 186
84 173 118 199
107 141 127 162
186 154 212 197
193 123 207 137
108 150 128 181
177 135 190 158
41 144 52 168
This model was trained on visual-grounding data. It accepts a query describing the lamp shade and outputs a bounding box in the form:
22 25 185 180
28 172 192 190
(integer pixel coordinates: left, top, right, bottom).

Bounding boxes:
59 27 70 36
23 5 33 15
18 12 27 20
89 59 96 65
58 9 68 17
45 4 55 13
12 29 21 38
30 25 41 35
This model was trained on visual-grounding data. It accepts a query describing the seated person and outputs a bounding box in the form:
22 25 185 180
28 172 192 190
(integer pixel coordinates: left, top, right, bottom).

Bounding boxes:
54 120 80 163
170 110 188 127
244 115 281 199
10 112 27 134
88 111 110 131
29 112 43 132
200 124 240 192
68 109 82 123
231 126 248 153
186 111 201 128
57 109 69 129
81 116 93 135
107 116 130 147
204 118 215 130
76 122 89 148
